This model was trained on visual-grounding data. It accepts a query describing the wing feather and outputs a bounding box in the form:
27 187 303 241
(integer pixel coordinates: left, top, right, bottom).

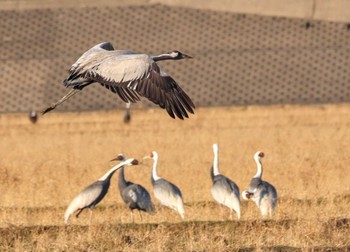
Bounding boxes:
82 53 195 119
69 42 115 75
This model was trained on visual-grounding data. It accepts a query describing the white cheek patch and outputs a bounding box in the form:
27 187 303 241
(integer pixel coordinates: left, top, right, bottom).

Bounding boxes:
170 52 178 58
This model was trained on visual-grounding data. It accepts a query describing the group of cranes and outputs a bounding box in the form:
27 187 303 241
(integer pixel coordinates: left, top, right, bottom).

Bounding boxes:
113 153 155 222
64 146 277 224
43 42 277 224
241 151 278 218
64 158 139 224
211 144 277 219
64 151 185 224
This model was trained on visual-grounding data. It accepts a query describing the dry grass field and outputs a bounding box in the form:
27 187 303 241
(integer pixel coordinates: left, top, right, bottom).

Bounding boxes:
0 104 350 251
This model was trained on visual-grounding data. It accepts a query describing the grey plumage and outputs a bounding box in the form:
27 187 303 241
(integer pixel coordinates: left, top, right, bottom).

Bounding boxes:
145 151 185 219
211 144 241 220
115 154 155 222
64 158 139 224
242 151 277 218
42 42 195 119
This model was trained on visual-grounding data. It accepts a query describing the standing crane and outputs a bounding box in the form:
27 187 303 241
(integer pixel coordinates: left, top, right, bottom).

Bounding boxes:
64 158 139 224
144 151 185 219
242 151 277 218
210 144 241 220
41 41 195 120
112 153 155 222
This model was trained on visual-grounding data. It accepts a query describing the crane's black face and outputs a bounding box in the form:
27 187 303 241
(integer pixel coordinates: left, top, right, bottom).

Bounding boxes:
258 152 264 158
170 51 193 60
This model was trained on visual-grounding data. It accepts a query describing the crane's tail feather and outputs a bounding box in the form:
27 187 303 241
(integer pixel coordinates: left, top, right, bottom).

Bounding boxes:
177 198 185 219
64 194 84 224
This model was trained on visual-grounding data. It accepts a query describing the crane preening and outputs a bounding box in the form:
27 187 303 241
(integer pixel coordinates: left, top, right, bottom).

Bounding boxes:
242 151 277 218
41 42 195 120
64 158 139 224
112 153 155 222
144 151 185 219
210 144 241 220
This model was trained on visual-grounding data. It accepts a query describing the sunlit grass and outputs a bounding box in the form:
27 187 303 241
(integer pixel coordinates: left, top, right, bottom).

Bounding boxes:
0 104 350 250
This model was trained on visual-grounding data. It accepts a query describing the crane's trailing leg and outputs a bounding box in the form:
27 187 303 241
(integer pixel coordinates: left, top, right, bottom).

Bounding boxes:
124 102 131 123
41 89 81 115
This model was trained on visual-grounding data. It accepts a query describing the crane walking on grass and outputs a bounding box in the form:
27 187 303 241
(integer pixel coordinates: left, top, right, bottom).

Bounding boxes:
64 158 139 224
242 151 277 218
112 153 155 222
41 41 195 120
144 151 185 219
210 144 241 220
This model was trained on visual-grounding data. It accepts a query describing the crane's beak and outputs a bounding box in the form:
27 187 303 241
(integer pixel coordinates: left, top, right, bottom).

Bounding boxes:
182 53 193 59
143 156 151 160
110 155 124 162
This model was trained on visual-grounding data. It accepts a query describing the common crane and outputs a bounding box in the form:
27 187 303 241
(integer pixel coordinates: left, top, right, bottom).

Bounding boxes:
144 151 185 219
64 158 139 224
210 144 241 220
242 151 277 218
41 42 195 120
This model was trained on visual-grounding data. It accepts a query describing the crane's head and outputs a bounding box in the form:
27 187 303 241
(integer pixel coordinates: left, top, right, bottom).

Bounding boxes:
143 151 158 160
110 153 126 162
242 190 254 200
123 158 139 166
169 51 193 60
254 151 264 160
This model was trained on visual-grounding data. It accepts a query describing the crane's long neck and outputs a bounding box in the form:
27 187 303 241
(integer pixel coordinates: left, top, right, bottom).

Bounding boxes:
151 53 176 62
152 154 161 181
98 163 123 181
253 156 263 179
118 166 129 190
212 144 220 176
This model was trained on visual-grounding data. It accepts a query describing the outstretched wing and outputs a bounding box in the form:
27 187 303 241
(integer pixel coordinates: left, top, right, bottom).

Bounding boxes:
69 42 115 75
84 54 195 119
64 42 116 89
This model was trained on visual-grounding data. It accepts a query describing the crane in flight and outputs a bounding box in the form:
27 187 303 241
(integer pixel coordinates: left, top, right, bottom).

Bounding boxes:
41 42 195 119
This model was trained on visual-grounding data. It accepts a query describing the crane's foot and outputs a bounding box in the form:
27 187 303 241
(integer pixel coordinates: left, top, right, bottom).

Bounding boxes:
41 104 56 115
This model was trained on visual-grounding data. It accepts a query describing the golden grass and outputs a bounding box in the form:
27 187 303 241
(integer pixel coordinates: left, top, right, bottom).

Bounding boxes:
0 104 350 251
